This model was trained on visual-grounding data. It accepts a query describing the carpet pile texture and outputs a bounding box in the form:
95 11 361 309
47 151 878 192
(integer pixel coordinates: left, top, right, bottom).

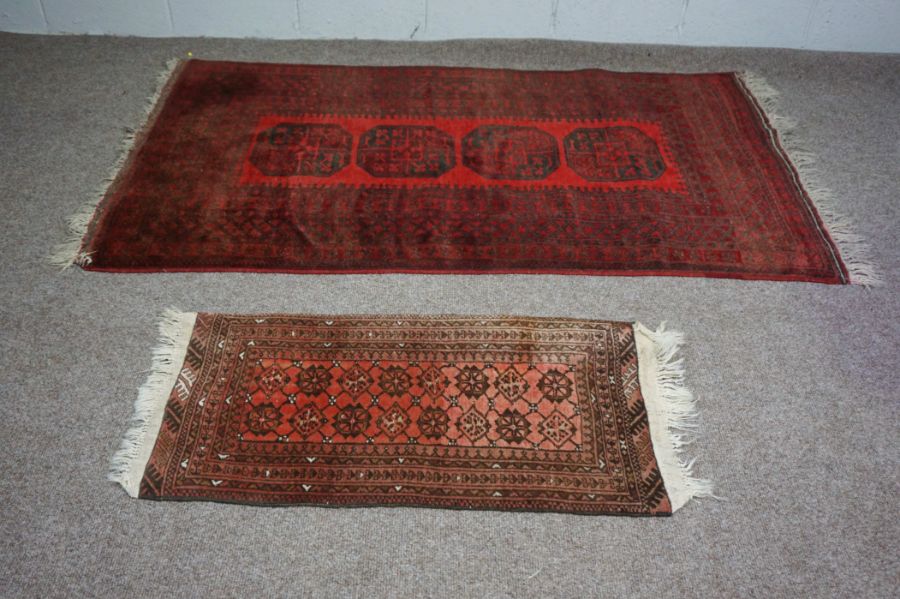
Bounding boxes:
1 33 897 598
111 311 709 515
56 59 872 283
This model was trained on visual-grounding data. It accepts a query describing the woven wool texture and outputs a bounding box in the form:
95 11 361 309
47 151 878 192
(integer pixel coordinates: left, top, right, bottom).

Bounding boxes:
3 34 897 598
57 59 874 283
110 312 711 515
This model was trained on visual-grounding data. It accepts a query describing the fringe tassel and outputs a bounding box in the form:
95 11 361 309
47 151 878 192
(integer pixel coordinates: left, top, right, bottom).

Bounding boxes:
735 72 882 287
48 59 182 270
634 322 714 512
108 308 197 498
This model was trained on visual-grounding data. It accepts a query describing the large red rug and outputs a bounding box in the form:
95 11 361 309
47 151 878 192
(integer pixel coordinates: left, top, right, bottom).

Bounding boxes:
57 59 872 283
109 311 711 515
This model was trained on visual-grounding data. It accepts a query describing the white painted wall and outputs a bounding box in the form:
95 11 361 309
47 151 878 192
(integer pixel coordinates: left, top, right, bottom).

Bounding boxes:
1 0 898 53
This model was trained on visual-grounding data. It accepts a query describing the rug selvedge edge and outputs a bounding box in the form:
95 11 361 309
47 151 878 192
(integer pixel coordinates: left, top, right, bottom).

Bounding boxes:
108 308 197 498
47 58 184 271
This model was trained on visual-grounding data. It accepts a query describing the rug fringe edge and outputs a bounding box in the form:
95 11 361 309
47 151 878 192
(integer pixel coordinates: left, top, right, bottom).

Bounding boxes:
735 71 883 287
634 322 714 513
48 59 182 270
108 308 198 498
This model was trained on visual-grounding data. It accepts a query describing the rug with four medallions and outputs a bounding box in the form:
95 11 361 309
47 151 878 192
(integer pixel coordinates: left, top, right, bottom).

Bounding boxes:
53 59 876 284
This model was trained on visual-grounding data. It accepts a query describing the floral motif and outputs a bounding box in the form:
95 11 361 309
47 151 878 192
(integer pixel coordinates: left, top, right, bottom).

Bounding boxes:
334 404 371 437
456 366 489 398
496 368 529 400
245 403 282 435
291 403 327 436
539 410 574 446
376 404 409 438
419 366 449 397
379 366 411 397
339 364 374 397
457 409 490 442
495 409 530 443
256 365 290 396
297 365 332 396
537 369 573 402
417 407 449 439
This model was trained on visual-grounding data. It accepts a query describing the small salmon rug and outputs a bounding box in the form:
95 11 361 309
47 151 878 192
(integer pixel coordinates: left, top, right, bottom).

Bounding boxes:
109 310 712 515
53 60 878 284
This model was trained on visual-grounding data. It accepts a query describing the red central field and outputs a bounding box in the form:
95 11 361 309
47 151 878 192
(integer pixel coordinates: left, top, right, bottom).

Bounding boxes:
79 59 848 283
135 314 676 515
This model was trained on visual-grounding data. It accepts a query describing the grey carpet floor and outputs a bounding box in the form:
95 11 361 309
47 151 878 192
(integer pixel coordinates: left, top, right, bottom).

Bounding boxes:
0 32 897 598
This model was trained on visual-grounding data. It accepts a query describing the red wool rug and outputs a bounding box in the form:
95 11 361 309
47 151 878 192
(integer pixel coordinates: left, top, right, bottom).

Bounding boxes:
54 60 878 284
109 311 712 515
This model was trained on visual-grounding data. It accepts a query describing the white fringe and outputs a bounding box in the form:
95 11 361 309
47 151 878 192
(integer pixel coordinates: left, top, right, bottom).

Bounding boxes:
48 59 181 270
735 72 882 287
108 308 197 498
634 322 714 512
